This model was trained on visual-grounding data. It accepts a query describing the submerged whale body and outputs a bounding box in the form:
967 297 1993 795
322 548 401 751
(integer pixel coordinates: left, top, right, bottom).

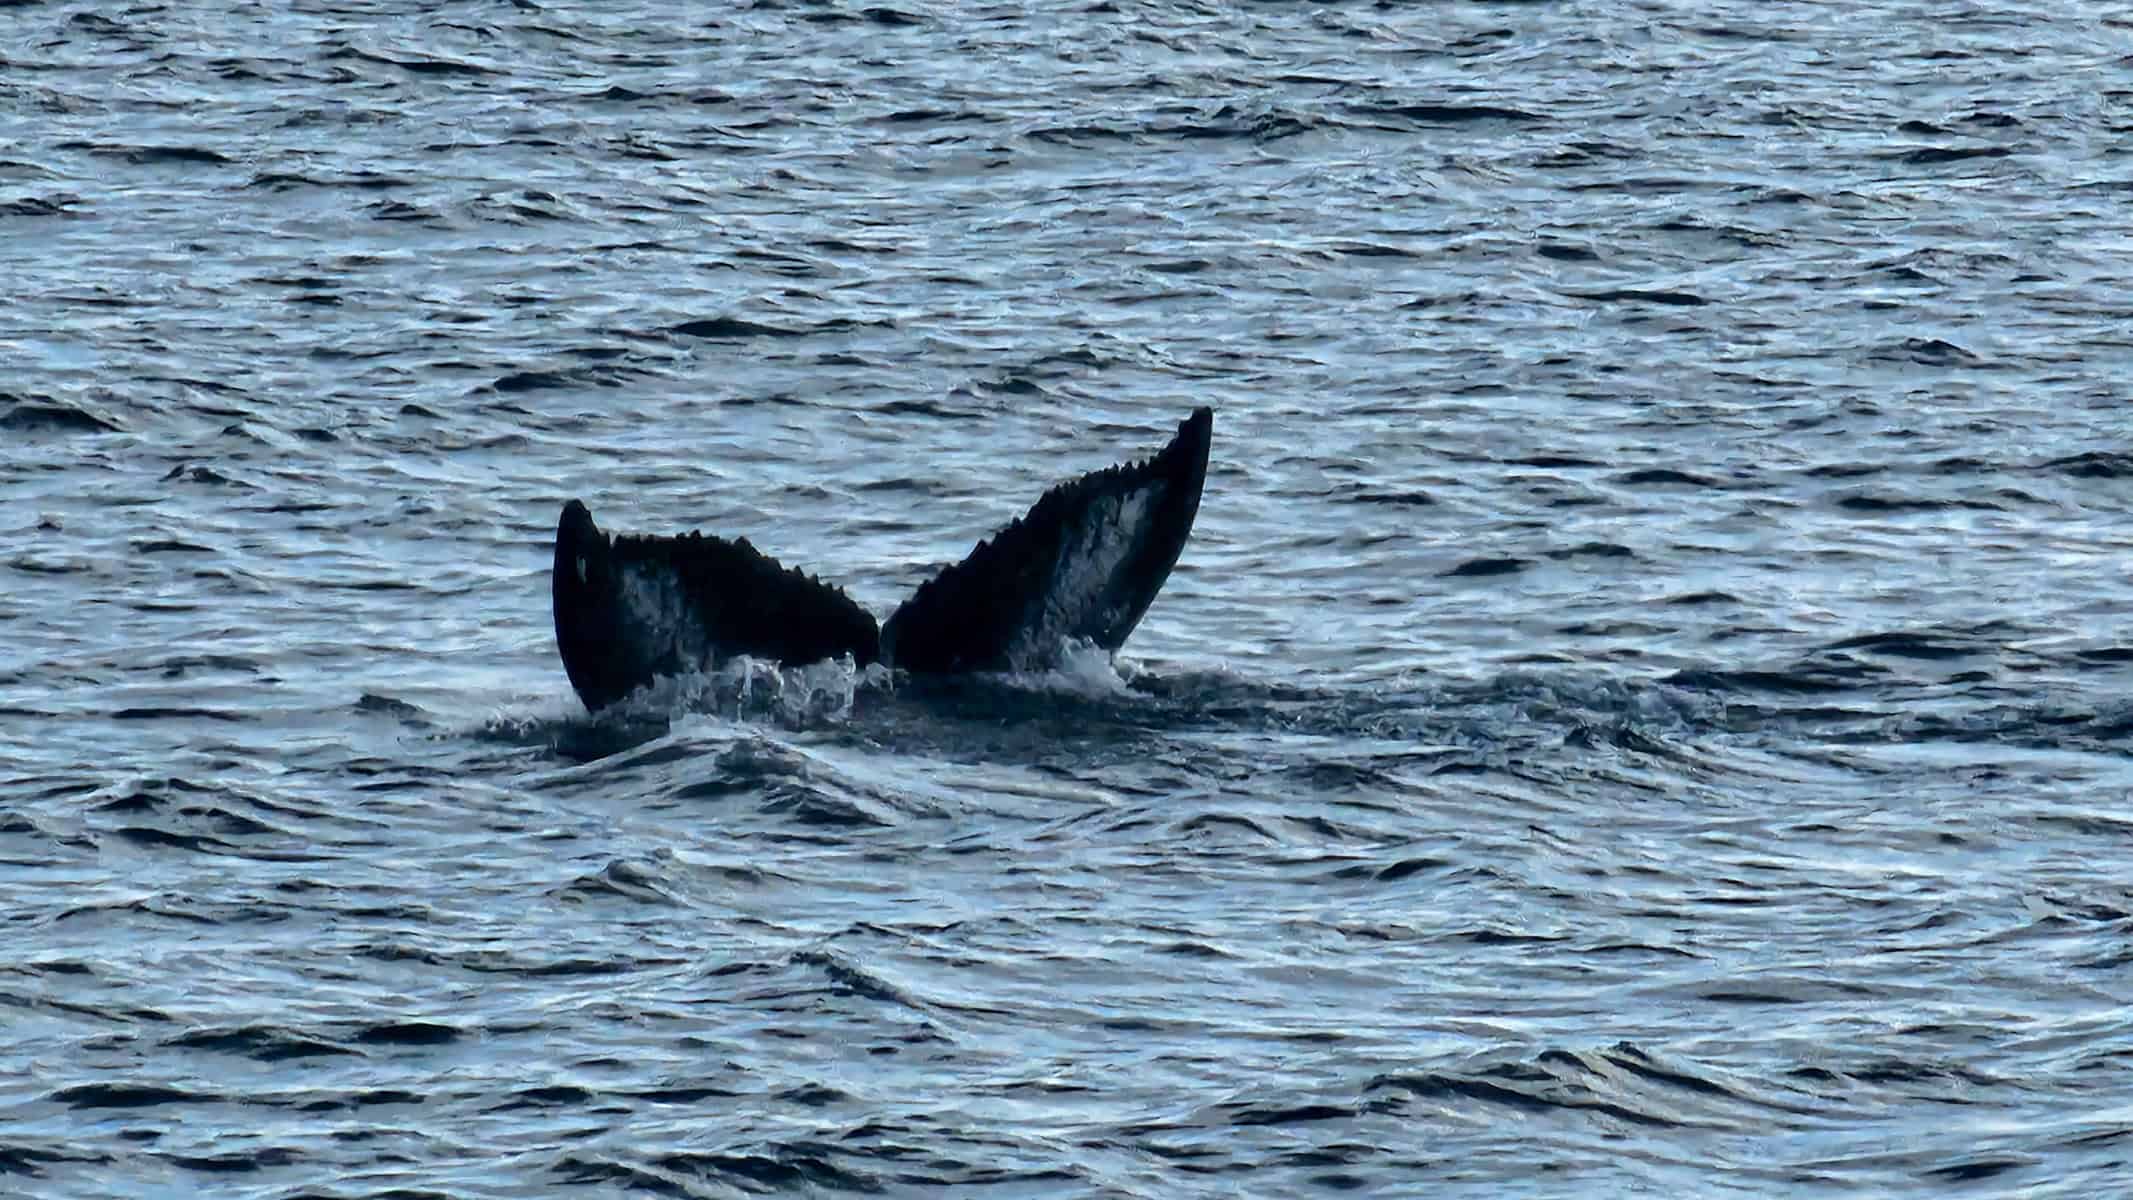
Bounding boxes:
552 408 1212 713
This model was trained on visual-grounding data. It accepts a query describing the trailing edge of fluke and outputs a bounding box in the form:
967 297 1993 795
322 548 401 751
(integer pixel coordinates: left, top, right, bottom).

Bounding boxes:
552 407 1213 714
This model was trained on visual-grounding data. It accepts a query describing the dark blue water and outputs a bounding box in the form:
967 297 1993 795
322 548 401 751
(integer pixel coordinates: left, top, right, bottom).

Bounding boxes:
5 2 2133 1195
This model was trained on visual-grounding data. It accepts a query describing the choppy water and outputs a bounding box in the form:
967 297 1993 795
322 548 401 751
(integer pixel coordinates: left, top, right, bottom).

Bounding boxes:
6 1 2133 1195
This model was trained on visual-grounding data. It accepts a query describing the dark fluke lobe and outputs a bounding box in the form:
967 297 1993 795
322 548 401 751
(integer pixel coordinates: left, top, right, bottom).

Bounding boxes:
881 407 1211 674
553 501 883 715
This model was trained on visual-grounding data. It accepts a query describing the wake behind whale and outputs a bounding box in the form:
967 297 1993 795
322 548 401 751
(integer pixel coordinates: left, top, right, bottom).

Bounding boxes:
552 408 1212 714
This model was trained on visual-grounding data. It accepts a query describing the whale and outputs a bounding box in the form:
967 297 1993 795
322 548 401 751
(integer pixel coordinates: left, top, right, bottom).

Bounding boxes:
552 407 1212 714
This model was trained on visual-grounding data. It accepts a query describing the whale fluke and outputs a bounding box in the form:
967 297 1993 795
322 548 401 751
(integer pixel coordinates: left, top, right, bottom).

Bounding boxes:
879 406 1211 673
553 500 879 714
551 407 1212 713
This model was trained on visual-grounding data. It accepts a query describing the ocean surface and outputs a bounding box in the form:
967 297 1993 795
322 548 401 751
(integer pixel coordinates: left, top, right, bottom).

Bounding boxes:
5 2 2133 1195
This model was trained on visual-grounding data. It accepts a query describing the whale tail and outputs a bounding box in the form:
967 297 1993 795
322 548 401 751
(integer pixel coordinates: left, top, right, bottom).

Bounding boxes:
552 407 1212 713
